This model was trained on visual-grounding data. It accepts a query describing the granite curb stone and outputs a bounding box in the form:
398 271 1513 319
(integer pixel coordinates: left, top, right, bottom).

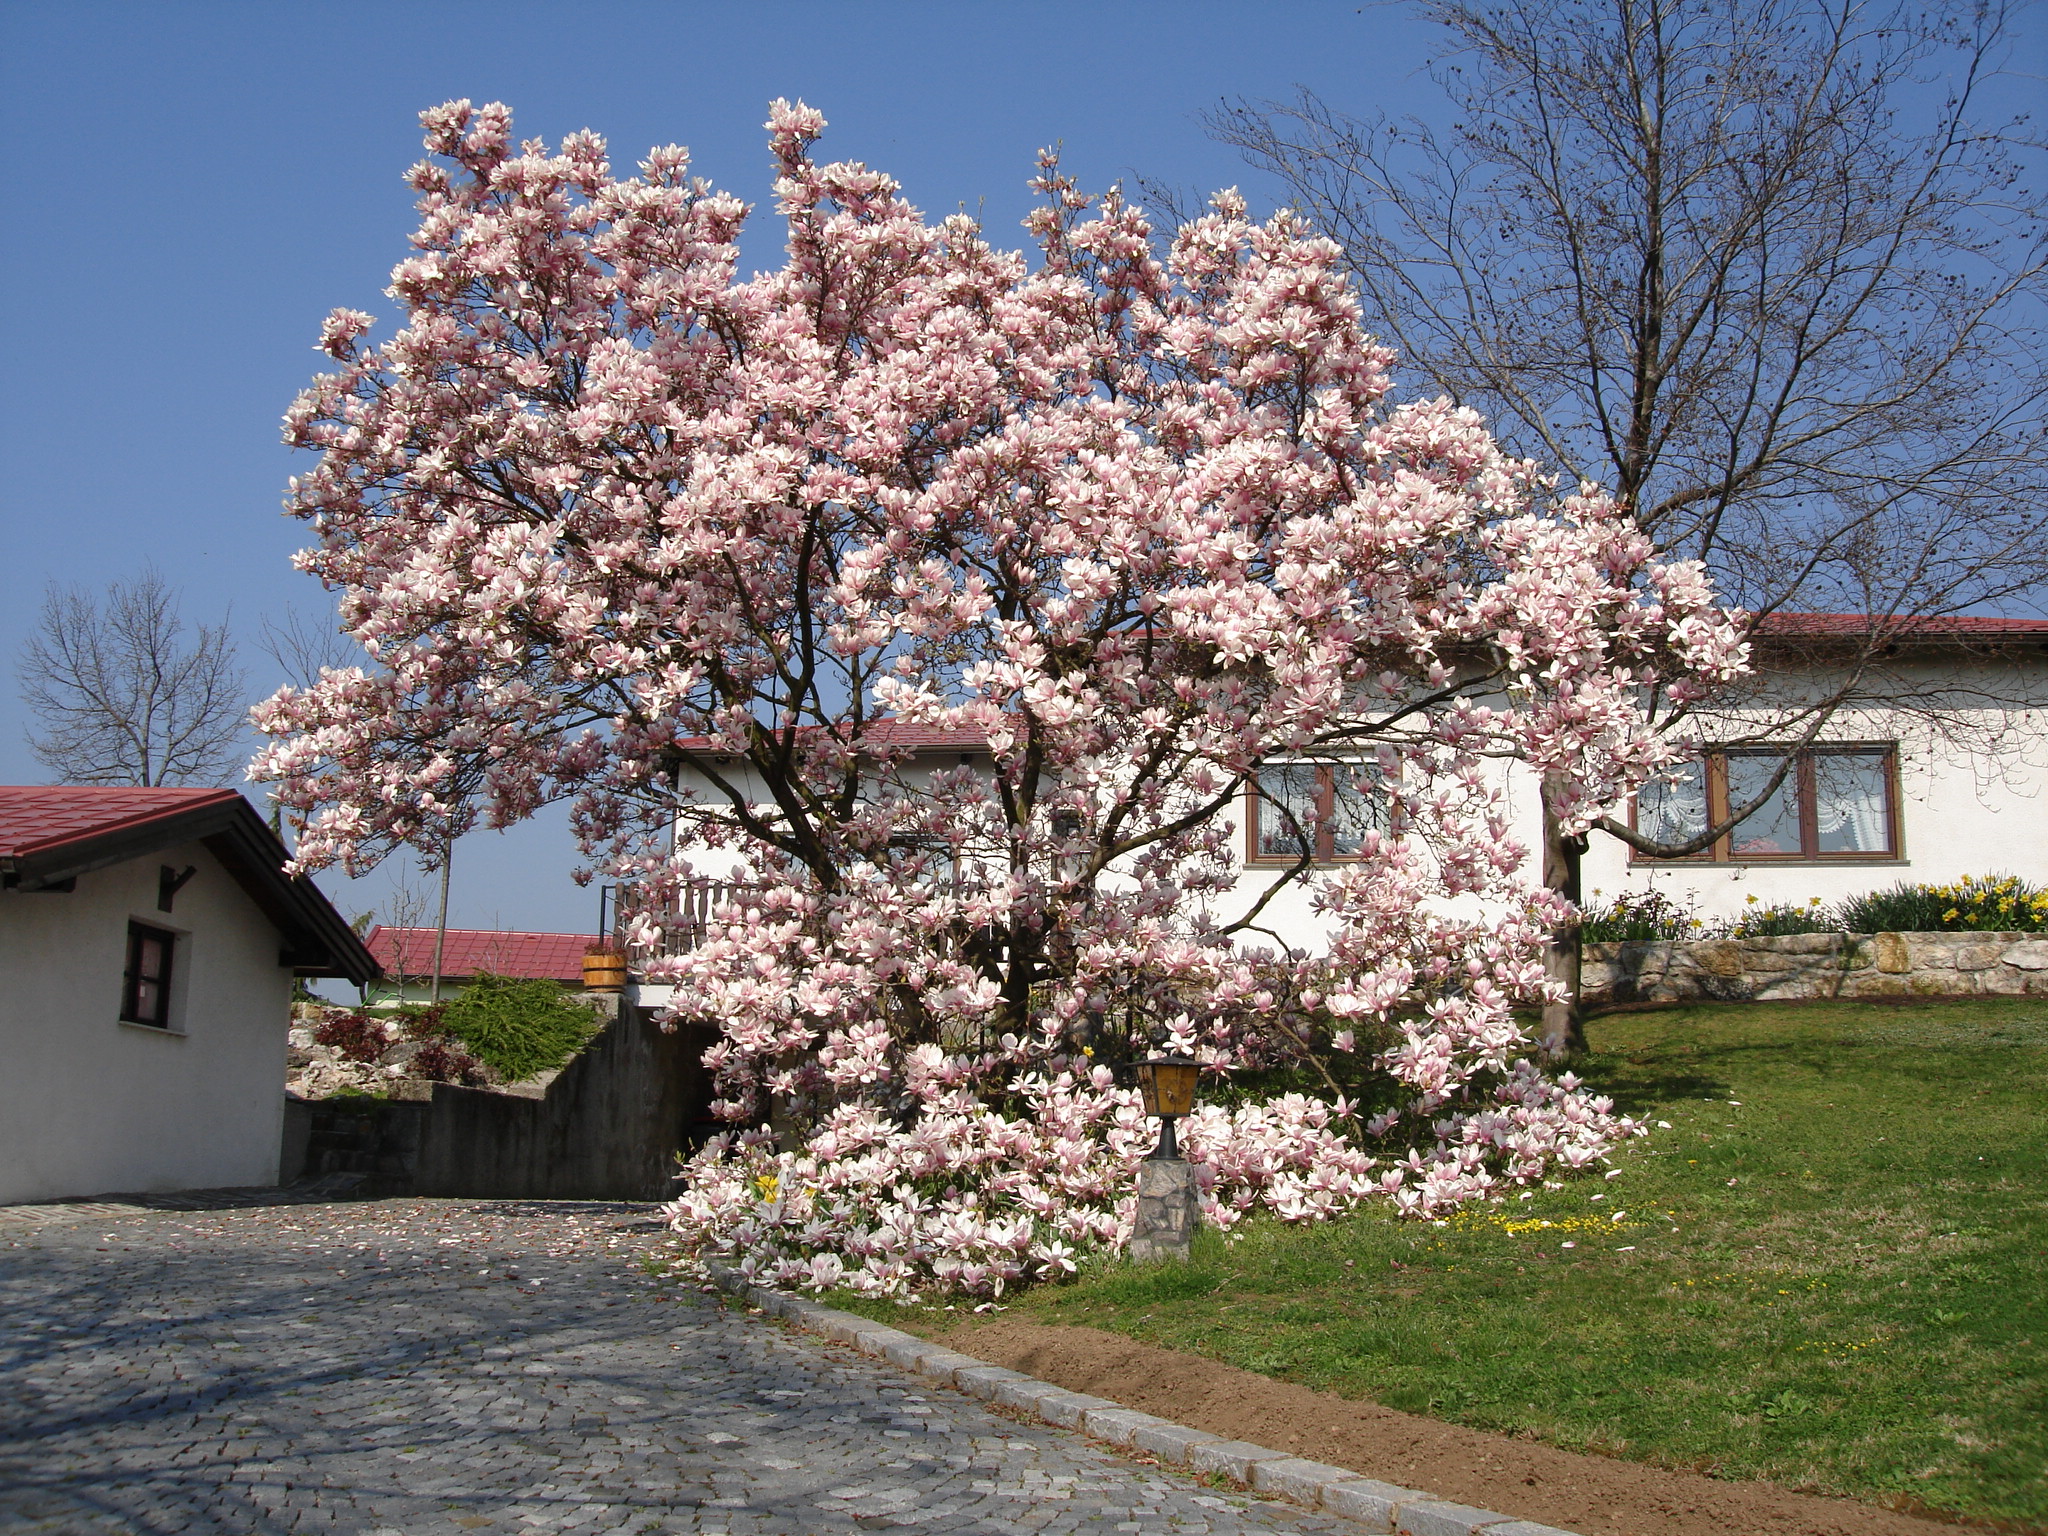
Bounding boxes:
900 1347 990 1387
951 1363 1034 1400
702 1261 1582 1535
1081 1405 1186 1447
1130 1419 1228 1461
1398 1498 1534 1536
1322 1477 1430 1529
1252 1458 1369 1506
1032 1387 1122 1426
1189 1438 1298 1481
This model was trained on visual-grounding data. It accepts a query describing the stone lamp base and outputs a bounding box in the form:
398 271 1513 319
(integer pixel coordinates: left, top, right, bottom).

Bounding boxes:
1127 1157 1200 1263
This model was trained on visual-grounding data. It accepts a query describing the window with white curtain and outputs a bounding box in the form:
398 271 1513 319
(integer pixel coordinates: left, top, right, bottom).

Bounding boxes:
1636 759 1710 848
1250 762 1389 862
1633 746 1897 862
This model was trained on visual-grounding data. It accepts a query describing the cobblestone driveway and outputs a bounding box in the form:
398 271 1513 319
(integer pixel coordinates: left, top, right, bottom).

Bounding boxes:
1 1198 1343 1535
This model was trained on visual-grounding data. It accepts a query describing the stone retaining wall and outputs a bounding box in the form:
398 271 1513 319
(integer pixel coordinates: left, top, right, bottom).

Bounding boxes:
1583 929 2048 1007
280 1000 719 1200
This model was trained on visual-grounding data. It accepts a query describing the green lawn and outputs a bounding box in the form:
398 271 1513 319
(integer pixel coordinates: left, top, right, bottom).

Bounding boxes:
928 1000 2048 1527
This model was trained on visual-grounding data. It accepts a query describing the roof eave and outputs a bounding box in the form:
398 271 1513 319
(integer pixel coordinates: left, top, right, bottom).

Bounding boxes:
1 795 380 986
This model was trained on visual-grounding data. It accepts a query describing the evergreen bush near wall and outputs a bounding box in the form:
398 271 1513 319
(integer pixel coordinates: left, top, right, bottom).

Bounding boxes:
433 974 605 1082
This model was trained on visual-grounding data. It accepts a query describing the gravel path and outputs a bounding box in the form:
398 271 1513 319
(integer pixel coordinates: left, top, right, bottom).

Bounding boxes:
0 1196 1343 1535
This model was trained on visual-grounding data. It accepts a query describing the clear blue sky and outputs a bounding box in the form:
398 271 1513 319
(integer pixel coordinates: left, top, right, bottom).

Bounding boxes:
1 1 2040 940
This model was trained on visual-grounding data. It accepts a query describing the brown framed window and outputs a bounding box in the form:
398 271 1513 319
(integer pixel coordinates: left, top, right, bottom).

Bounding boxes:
1249 763 1388 863
1633 745 1899 863
121 921 176 1028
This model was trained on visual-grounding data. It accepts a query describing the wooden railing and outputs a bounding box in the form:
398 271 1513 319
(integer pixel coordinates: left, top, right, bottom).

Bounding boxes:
612 880 754 957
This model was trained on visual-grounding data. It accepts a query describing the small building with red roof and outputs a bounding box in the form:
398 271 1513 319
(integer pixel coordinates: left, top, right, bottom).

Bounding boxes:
362 926 594 1006
1 785 378 1205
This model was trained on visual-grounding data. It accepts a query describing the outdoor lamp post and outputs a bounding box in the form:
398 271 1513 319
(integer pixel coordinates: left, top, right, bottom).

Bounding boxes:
1129 1053 1202 1264
1136 1054 1199 1160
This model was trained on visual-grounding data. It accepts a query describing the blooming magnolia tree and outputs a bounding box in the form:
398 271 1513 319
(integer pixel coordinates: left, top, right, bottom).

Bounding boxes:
254 100 1747 1297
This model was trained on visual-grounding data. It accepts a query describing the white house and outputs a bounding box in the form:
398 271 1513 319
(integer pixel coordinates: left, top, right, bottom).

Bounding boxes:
1231 615 2048 944
1580 616 2048 921
0 786 378 1204
641 615 2048 972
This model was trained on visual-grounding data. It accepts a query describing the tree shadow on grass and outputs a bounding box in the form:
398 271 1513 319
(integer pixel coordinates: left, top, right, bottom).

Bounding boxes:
1573 1049 1733 1119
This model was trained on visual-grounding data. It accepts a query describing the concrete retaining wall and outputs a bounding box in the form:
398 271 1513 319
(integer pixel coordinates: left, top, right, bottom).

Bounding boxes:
281 999 718 1201
1585 929 2048 1007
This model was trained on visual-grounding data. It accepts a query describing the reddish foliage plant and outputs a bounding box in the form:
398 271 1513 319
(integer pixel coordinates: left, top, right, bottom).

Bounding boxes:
311 1010 394 1066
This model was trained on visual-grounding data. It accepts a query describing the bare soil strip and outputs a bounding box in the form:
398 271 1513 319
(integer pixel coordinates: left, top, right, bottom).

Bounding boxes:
926 1317 1991 1536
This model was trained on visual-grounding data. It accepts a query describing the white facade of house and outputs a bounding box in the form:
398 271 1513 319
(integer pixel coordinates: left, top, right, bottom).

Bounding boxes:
651 642 2047 972
0 837 301 1204
1580 709 2048 923
1231 649 2048 942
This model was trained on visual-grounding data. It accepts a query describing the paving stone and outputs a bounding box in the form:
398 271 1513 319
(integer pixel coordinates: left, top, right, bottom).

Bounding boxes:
0 1196 1344 1534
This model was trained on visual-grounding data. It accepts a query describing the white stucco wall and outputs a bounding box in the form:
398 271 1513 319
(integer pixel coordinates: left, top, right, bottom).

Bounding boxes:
0 839 296 1203
1580 691 2048 923
662 662 2047 964
1220 669 2048 943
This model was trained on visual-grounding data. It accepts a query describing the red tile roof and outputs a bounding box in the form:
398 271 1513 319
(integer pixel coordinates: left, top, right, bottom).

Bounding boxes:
0 785 242 859
844 721 998 751
365 926 594 982
0 785 378 984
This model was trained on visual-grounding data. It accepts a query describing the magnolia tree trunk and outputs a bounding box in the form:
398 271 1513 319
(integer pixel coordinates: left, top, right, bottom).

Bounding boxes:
1540 771 1587 1058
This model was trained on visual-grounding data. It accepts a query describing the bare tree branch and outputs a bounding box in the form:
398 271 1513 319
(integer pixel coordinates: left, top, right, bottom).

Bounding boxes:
259 608 363 691
1211 0 2047 634
17 568 248 787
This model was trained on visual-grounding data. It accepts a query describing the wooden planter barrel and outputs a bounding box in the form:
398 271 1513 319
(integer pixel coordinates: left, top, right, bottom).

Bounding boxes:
582 951 628 991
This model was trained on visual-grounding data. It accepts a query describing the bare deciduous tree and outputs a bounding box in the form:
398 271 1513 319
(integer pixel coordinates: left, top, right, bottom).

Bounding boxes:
1204 0 2048 1050
17 569 248 787
258 607 363 691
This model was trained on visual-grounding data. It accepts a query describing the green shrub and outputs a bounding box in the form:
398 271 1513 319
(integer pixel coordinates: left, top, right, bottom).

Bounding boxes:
432 974 605 1081
1837 874 2048 934
1578 889 1702 942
